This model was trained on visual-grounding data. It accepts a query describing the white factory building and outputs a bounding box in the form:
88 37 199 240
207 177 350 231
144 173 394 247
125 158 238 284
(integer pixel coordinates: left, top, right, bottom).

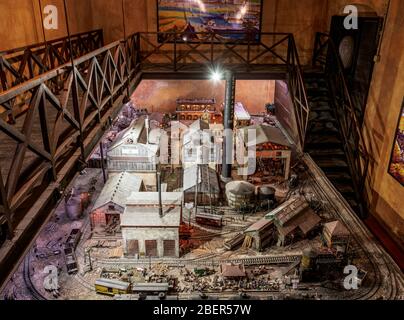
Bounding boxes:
121 192 183 258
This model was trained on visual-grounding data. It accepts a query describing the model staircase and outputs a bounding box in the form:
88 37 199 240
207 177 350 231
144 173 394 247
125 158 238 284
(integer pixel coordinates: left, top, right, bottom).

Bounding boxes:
303 71 359 212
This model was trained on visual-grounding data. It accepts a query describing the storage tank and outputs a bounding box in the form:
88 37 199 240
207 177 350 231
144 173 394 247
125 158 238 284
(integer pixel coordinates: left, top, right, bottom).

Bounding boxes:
225 181 256 210
258 187 276 202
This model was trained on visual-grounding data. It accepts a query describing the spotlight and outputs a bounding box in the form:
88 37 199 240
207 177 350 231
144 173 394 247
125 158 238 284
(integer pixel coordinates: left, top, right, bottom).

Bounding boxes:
211 70 222 82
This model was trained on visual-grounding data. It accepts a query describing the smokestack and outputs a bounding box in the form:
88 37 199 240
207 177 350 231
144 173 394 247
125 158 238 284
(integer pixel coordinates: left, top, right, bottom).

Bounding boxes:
157 172 163 217
221 71 235 182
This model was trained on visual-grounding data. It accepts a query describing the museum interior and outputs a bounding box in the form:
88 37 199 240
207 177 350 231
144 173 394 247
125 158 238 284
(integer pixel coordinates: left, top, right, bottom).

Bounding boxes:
0 0 403 300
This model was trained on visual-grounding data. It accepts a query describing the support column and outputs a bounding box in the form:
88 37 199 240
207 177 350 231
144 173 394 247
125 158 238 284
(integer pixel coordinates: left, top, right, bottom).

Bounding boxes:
221 71 236 182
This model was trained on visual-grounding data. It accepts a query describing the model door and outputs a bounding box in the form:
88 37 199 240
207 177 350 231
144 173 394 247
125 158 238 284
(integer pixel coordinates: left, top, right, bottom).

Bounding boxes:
145 240 158 257
163 240 176 257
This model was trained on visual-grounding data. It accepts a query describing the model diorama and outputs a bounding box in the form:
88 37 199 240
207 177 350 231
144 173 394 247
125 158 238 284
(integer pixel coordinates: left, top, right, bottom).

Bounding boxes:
1 94 402 301
0 0 403 303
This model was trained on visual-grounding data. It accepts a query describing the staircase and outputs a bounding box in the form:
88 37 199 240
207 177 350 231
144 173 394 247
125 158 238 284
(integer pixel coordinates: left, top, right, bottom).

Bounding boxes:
303 71 359 212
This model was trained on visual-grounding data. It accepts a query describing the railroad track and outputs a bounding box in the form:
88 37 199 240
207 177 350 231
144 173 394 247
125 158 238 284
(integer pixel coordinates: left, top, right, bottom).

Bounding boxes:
97 254 302 269
225 255 301 266
23 253 47 301
304 156 404 300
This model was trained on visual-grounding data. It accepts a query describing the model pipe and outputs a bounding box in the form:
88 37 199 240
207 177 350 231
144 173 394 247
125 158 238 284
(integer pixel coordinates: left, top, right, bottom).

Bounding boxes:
157 172 163 217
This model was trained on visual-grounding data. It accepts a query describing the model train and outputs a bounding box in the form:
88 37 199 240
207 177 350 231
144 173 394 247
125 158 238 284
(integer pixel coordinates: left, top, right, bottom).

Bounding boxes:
95 279 169 297
195 213 223 228
95 278 131 296
63 228 82 275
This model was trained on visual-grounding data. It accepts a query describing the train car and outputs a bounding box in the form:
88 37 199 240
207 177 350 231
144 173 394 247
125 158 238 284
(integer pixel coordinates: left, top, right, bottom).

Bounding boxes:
195 213 223 228
65 228 82 250
131 283 169 296
95 278 131 296
65 254 78 275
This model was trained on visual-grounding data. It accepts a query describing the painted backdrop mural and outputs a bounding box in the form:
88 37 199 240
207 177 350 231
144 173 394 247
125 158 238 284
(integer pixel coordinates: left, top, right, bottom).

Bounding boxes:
389 99 404 186
157 0 263 41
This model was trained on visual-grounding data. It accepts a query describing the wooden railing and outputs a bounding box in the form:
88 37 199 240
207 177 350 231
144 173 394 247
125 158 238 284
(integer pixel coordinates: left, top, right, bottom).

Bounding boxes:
137 32 293 70
312 32 370 216
0 29 103 93
0 38 136 236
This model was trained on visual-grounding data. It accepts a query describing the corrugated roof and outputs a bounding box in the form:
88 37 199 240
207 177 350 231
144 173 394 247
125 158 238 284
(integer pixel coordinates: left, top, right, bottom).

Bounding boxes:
114 143 159 157
121 206 181 227
183 165 220 192
324 220 350 237
245 219 273 233
220 264 246 278
92 172 143 211
277 207 321 236
126 192 183 206
109 117 146 150
239 124 291 148
268 197 309 226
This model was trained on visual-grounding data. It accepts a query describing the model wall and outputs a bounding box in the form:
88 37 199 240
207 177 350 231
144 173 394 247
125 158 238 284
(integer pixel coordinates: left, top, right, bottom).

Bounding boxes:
362 0 404 248
0 0 93 51
131 80 275 115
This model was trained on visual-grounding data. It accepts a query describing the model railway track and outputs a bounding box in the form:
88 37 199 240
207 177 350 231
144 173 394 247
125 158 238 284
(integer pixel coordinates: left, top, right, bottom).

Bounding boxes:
96 254 302 269
224 255 302 266
304 156 404 300
23 254 47 301
307 164 383 300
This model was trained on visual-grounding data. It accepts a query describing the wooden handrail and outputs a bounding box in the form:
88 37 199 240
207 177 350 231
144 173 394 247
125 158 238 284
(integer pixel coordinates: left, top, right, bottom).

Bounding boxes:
312 32 370 215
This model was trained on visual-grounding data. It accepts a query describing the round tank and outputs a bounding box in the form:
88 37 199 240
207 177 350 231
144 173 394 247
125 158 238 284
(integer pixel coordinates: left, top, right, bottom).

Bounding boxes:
225 181 256 209
258 187 276 201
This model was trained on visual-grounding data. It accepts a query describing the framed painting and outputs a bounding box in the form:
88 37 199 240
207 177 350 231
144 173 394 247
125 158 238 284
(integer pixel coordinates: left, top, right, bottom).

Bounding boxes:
388 98 404 186
156 0 264 43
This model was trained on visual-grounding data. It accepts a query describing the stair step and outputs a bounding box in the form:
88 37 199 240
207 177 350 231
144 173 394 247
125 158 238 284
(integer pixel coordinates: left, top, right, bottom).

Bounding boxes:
316 159 349 169
309 104 332 112
309 96 331 103
308 121 339 133
305 83 328 90
307 149 345 157
320 171 351 181
331 182 355 194
309 111 337 121
306 135 342 145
